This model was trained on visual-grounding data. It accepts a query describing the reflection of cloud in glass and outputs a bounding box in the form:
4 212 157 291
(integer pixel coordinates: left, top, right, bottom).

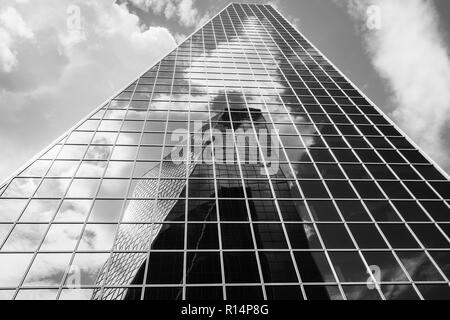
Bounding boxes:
68 253 110 286
2 178 39 198
2 224 47 251
23 253 72 286
41 224 83 251
0 290 15 300
19 160 52 177
36 178 70 198
66 179 100 198
0 254 33 287
15 289 58 300
79 225 117 251
85 145 112 160
59 288 94 300
20 199 59 222
0 198 28 222
54 200 92 222
76 161 107 178
47 161 79 177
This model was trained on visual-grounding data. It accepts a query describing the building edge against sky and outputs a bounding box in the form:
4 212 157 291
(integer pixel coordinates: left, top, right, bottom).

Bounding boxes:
0 3 450 300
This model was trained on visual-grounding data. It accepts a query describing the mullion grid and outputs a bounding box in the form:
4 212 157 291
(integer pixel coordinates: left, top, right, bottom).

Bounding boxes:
54 81 141 299
263 5 450 189
266 5 450 182
180 37 194 300
6 83 136 298
261 5 450 224
256 3 449 296
226 5 308 300
181 26 208 299
11 80 138 299
242 3 387 299
2 3 450 300
208 19 228 300
259 1 450 289
0 134 80 295
249 5 416 298
97 63 164 300
230 4 346 299
214 11 268 299
254 3 429 298
232 3 349 297
138 53 180 300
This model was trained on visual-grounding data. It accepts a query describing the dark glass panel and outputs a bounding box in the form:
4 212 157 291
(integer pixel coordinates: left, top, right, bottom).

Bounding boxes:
221 223 254 249
298 180 329 198
259 252 298 283
326 181 357 199
365 200 400 221
254 223 288 249
307 200 341 221
342 285 382 300
353 181 385 199
219 199 249 221
224 252 260 283
187 223 219 249
294 251 335 283
226 286 264 299
379 224 420 248
186 252 222 284
421 201 450 222
378 181 412 199
393 201 430 222
249 199 280 221
409 224 450 248
265 285 303 300
304 285 342 300
145 252 184 284
405 181 439 199
417 285 450 300
317 224 354 249
381 285 420 300
397 251 444 281
341 164 370 179
429 251 450 279
349 224 387 249
336 200 371 221
186 287 223 300
328 252 367 282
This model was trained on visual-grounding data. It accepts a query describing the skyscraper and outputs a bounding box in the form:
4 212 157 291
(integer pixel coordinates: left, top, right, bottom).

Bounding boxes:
0 3 450 300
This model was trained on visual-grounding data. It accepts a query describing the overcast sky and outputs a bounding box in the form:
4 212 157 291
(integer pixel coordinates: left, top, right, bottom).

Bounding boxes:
1 0 450 184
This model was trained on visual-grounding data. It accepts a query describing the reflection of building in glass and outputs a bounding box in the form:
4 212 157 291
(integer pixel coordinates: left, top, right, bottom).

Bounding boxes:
94 106 328 300
1 3 450 300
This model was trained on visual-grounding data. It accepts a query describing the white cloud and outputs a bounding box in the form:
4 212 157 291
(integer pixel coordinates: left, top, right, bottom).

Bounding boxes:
340 0 450 172
0 6 33 38
0 6 34 72
128 0 205 27
0 0 177 183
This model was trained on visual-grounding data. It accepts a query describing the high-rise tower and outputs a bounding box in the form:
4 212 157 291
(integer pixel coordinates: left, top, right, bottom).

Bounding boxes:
1 3 450 300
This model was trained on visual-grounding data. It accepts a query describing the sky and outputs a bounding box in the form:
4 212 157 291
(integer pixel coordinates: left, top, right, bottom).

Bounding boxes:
1 0 450 184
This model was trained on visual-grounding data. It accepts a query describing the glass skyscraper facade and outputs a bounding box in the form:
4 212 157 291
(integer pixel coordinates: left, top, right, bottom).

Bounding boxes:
1 3 450 300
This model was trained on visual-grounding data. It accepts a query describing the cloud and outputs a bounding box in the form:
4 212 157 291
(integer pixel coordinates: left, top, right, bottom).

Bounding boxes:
0 6 34 72
339 0 450 173
0 0 177 183
127 0 207 27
